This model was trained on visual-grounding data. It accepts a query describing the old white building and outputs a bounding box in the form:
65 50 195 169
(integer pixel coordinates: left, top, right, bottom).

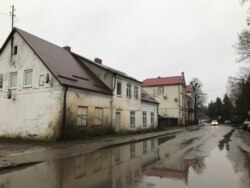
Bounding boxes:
0 28 116 140
141 89 159 129
142 73 192 125
0 28 158 140
74 54 158 131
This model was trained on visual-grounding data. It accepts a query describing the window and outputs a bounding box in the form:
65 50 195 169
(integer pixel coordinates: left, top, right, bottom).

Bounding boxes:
130 144 135 159
0 74 3 90
159 87 164 95
127 83 132 99
95 107 103 126
130 111 135 127
151 112 154 126
77 107 87 126
24 69 33 87
9 72 17 89
117 81 122 96
142 111 147 127
134 86 138 100
13 45 18 55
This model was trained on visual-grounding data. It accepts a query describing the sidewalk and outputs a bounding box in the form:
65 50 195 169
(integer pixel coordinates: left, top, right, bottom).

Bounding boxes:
0 125 199 169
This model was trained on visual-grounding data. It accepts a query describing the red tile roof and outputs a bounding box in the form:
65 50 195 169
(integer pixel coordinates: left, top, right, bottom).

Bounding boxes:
142 76 184 87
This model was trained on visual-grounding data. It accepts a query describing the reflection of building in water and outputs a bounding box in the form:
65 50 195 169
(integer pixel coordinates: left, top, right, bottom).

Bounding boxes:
0 138 161 188
145 141 205 185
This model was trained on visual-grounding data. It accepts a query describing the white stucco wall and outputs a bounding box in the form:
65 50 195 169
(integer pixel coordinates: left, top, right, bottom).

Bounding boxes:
113 76 142 131
141 102 158 129
0 32 64 140
143 84 186 124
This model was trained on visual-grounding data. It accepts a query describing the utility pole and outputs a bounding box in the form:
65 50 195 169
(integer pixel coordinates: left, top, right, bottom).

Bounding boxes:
10 5 15 30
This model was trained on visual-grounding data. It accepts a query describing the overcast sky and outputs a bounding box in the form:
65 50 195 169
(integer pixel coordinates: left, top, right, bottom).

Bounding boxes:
0 0 249 104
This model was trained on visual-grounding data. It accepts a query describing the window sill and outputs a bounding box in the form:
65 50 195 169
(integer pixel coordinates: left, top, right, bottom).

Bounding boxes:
23 85 32 88
116 95 123 98
9 87 17 90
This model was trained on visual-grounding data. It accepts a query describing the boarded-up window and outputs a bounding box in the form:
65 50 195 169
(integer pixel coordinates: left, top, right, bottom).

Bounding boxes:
0 74 3 89
77 107 87 126
95 107 103 126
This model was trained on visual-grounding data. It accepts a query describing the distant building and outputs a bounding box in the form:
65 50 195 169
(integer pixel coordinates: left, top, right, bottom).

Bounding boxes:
142 72 194 125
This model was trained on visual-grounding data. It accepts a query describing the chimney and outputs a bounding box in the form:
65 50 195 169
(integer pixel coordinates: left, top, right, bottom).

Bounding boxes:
63 46 71 52
158 76 161 79
181 72 184 78
94 58 102 64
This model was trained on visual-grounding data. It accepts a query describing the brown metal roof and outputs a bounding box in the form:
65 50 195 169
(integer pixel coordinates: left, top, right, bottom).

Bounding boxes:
141 89 159 104
72 53 141 83
11 28 112 95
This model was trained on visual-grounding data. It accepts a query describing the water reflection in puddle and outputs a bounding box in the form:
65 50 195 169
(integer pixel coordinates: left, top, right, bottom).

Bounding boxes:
0 133 249 188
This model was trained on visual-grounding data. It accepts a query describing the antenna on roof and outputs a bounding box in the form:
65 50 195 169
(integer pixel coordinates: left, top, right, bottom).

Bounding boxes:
10 5 16 30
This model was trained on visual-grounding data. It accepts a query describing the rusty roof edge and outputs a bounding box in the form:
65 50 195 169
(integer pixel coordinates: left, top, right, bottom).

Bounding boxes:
72 52 142 84
14 28 63 86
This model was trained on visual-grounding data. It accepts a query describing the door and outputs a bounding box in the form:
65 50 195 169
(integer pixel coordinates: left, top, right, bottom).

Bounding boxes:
115 112 121 131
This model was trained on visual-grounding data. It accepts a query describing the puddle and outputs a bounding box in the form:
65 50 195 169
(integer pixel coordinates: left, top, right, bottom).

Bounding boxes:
0 130 249 188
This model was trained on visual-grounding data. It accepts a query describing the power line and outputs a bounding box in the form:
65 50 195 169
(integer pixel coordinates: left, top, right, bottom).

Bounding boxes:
0 12 9 16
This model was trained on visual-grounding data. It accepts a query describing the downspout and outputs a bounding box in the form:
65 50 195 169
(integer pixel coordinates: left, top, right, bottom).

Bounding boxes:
178 84 181 125
61 86 68 140
111 74 117 128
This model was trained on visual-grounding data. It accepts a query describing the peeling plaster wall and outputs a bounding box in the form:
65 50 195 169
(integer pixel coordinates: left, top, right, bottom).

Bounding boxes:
78 59 143 131
141 102 158 129
64 88 112 138
0 32 64 140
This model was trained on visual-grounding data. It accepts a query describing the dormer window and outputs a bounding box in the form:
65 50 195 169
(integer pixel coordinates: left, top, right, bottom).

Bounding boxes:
13 45 18 55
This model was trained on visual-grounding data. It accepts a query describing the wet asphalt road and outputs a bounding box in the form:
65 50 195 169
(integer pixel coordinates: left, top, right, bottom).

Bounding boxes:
0 125 249 188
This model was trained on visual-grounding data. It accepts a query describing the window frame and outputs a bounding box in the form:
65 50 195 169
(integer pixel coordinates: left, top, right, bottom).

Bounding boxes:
142 111 147 127
130 111 136 127
126 83 132 99
77 106 88 127
94 107 103 126
159 86 164 95
151 112 154 126
134 86 138 100
116 80 122 96
0 74 3 90
23 69 33 88
9 72 17 89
